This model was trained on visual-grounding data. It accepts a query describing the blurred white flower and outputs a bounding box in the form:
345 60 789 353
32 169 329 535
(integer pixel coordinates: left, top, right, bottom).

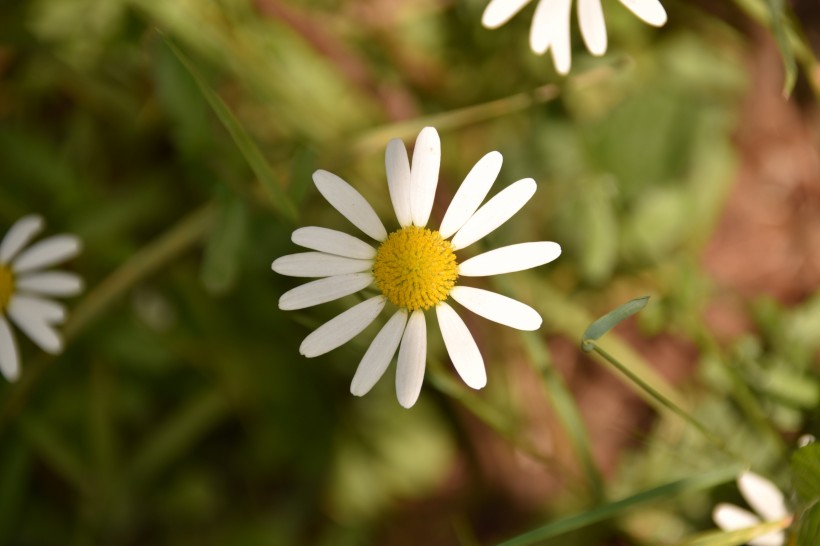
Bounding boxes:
481 0 667 74
0 215 83 381
712 471 791 546
272 127 561 408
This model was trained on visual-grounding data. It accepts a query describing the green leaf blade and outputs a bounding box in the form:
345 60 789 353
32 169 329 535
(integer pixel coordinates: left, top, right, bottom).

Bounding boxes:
582 296 650 350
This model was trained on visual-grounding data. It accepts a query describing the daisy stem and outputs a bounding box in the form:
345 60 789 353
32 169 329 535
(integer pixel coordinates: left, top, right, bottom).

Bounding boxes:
586 342 746 464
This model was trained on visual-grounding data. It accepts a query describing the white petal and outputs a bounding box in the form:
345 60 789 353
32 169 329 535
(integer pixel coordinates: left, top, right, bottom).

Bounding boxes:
438 151 503 240
386 139 413 227
482 0 532 28
436 303 486 389
713 503 761 532
6 297 63 354
712 504 785 546
312 170 387 242
11 235 81 274
272 252 372 278
459 242 562 277
409 127 441 227
278 273 372 311
299 296 386 358
0 316 20 382
0 215 44 264
578 0 608 56
291 227 376 259
350 309 408 396
530 0 573 74
15 272 84 297
738 472 789 522
396 310 427 408
748 531 787 546
450 286 542 330
451 178 537 250
618 0 667 26
547 0 573 74
8 295 66 324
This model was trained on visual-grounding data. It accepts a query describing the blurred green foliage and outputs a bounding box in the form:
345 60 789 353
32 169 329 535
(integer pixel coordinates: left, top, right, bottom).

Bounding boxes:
0 0 818 545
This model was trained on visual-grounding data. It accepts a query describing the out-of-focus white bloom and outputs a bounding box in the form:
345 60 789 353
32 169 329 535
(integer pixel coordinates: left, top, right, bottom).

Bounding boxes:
481 0 667 74
0 215 83 381
272 127 561 408
712 471 792 546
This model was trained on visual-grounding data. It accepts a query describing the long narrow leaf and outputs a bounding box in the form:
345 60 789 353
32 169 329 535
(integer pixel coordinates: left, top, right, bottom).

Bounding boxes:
764 0 797 97
167 40 299 223
496 467 741 546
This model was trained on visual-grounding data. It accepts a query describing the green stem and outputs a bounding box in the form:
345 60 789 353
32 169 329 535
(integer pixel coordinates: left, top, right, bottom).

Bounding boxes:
588 342 744 463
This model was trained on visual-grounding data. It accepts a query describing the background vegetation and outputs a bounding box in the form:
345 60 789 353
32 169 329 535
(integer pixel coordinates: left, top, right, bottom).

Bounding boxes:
0 0 819 544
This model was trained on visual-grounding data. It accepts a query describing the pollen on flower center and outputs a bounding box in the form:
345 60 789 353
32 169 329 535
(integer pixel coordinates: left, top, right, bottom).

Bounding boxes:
0 265 14 313
373 226 458 311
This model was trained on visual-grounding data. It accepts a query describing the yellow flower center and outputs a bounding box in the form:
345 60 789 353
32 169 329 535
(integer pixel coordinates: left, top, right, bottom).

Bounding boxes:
0 265 14 313
373 226 458 311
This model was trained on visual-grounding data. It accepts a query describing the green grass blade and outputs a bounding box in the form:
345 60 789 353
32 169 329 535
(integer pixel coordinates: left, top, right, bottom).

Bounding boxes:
495 467 741 546
764 0 797 97
167 39 299 223
582 296 650 351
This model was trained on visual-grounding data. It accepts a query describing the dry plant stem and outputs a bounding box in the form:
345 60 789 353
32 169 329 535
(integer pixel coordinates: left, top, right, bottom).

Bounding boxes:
587 342 746 464
0 204 218 429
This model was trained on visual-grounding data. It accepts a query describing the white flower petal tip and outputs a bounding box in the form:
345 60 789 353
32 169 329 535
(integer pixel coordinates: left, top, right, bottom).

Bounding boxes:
15 272 84 297
738 472 789 522
291 227 376 260
436 303 486 390
7 298 64 354
530 0 573 73
451 178 537 250
713 503 786 546
12 235 81 274
459 241 561 277
482 0 532 28
396 310 427 408
350 309 408 396
0 317 20 382
578 0 608 56
619 0 667 27
712 503 762 533
386 139 412 227
299 296 386 358
312 170 387 242
271 252 372 278
439 151 503 240
278 273 372 311
0 215 45 264
409 127 441 227
451 286 542 331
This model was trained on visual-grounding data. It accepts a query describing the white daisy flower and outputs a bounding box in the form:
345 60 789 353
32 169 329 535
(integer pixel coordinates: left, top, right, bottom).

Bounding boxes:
712 471 792 546
481 0 667 75
272 127 561 408
0 215 83 382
